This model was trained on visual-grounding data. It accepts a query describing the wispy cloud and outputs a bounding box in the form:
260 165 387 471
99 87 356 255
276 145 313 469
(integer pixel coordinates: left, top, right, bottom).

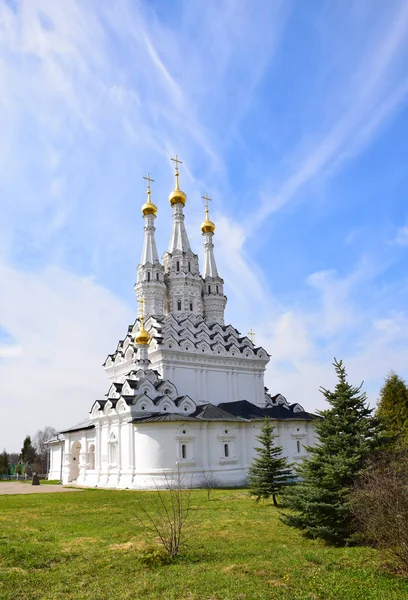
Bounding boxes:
250 1 408 232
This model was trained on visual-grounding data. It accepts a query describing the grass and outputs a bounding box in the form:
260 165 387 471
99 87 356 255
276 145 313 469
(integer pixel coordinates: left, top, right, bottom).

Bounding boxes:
0 488 407 599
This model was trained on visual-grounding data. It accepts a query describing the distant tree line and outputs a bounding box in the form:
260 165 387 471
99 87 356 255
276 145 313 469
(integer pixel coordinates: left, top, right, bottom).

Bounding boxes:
247 360 408 573
0 426 57 476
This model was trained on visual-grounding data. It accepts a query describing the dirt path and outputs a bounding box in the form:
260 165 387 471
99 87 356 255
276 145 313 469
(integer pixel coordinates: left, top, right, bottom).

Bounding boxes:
0 483 82 495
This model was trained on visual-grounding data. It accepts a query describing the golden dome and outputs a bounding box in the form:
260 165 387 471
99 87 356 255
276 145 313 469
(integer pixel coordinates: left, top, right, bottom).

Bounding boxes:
169 188 187 207
201 216 215 233
141 197 157 216
135 322 150 345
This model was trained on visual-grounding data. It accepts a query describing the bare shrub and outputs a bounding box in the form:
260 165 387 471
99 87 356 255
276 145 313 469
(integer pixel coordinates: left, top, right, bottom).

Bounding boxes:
135 469 194 559
350 449 408 572
198 472 221 500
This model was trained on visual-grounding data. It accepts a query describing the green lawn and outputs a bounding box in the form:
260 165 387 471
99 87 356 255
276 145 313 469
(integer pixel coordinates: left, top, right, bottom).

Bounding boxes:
0 488 406 600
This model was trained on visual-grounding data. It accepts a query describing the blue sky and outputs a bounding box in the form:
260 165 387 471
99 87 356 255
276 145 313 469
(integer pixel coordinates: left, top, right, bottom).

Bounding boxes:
1 0 408 451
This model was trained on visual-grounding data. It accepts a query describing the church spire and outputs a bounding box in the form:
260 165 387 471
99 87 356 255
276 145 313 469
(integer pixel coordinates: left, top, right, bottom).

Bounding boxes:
201 193 218 278
201 193 227 325
135 174 165 319
162 155 204 317
167 155 191 253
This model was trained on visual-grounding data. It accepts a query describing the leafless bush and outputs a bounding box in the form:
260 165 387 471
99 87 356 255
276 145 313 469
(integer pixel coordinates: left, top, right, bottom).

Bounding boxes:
350 449 408 572
198 472 221 500
135 469 194 559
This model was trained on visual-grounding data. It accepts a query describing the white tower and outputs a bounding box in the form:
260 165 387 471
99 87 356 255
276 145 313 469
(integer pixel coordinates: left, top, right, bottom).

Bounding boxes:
162 156 204 317
134 174 166 319
200 194 227 325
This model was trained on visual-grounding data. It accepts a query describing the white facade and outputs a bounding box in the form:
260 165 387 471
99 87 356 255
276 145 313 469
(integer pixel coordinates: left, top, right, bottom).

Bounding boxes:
49 165 317 488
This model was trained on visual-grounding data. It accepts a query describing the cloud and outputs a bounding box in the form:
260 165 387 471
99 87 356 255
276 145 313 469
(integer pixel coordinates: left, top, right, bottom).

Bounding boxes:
0 259 133 452
250 1 408 232
394 226 408 246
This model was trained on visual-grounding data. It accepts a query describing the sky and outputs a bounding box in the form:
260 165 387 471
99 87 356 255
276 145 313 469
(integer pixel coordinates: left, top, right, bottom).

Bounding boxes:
1 0 408 452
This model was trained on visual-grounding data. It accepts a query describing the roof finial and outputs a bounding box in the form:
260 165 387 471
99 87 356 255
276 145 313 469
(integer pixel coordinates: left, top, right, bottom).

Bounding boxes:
136 298 150 345
248 328 255 344
169 154 187 206
201 192 215 233
170 154 183 191
141 173 157 216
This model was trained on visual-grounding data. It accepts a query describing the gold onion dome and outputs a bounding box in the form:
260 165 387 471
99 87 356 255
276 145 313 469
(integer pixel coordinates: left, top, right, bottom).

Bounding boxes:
141 196 157 216
169 182 187 207
135 321 150 345
169 154 186 206
201 213 215 234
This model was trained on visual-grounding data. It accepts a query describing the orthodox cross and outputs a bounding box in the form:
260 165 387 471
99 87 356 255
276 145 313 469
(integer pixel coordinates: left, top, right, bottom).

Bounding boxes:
248 328 255 344
201 192 212 217
143 173 154 200
170 154 183 188
170 154 183 174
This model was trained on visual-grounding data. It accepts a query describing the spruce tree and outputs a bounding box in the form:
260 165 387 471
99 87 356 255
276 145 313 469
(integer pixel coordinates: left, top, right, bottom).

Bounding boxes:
0 450 9 475
248 419 292 506
283 359 378 545
377 371 408 447
20 436 37 466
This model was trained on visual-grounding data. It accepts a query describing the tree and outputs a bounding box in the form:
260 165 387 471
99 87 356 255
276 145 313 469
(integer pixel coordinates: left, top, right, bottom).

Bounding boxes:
248 419 292 506
20 436 37 467
198 472 221 500
33 426 57 473
350 448 408 573
0 450 9 475
135 469 194 559
376 371 408 448
283 359 379 545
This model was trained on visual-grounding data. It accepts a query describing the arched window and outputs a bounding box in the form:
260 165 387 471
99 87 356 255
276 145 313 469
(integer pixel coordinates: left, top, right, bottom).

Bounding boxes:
88 444 95 470
296 440 301 453
224 443 229 458
188 262 191 272
208 285 211 294
176 261 180 271
108 434 118 465
216 285 219 294
181 444 187 459
156 272 159 280
177 300 182 311
189 302 193 311
147 272 150 282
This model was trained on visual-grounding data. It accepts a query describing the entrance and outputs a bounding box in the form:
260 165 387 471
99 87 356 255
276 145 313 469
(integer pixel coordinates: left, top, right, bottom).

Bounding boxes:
69 441 81 482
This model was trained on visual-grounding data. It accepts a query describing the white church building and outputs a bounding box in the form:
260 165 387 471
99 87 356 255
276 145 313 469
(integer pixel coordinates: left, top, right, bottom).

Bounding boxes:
48 158 317 488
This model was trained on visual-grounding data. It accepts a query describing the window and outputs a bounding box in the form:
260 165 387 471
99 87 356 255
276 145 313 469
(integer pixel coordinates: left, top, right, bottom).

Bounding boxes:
147 272 150 282
181 444 187 459
296 440 301 453
176 261 180 271
88 444 95 470
224 443 229 458
177 300 182 311
156 272 159 280
108 434 118 465
188 262 191 272
208 285 211 294
216 285 219 294
189 302 193 311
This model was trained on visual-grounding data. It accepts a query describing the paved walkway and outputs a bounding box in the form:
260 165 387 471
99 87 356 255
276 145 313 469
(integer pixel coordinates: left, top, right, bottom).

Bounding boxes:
0 483 82 495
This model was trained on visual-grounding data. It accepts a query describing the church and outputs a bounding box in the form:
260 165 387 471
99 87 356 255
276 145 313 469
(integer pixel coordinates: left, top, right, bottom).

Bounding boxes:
48 157 317 488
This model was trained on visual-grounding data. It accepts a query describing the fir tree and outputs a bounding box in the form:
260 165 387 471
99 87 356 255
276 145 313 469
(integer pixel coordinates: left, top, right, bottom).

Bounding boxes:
283 359 378 545
248 419 292 506
20 436 37 466
0 450 9 475
377 371 408 448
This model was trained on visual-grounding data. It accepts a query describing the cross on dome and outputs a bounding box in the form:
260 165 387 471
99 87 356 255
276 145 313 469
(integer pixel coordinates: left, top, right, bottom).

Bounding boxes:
201 192 215 234
141 172 157 216
248 329 255 344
